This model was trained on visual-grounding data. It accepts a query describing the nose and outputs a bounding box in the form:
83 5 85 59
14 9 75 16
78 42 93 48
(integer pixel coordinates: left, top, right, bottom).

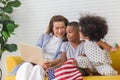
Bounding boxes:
67 33 69 38
58 28 62 33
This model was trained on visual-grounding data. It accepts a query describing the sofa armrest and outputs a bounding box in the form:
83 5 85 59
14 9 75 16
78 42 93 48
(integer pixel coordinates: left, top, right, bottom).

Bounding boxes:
5 56 49 80
6 56 23 74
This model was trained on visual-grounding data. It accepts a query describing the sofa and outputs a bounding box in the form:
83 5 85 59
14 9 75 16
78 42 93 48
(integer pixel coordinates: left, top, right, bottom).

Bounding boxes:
1 46 120 80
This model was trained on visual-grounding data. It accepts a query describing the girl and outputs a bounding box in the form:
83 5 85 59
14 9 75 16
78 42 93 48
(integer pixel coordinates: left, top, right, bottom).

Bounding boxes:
79 14 118 76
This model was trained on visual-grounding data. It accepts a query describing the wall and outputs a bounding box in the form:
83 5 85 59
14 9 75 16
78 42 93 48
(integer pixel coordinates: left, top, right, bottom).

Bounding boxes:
9 0 120 45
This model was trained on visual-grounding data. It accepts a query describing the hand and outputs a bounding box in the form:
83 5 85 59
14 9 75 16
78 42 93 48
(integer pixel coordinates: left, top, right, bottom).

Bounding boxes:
80 53 86 57
110 43 119 52
45 70 48 76
42 61 51 69
71 59 78 66
110 47 118 52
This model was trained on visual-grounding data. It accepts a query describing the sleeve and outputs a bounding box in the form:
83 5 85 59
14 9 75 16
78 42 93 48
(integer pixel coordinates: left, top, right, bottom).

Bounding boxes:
60 42 66 53
56 43 66 58
36 33 45 48
85 42 111 65
81 45 85 54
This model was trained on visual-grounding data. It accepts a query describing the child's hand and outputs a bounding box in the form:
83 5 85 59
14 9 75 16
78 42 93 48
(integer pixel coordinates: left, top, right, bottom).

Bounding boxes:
71 59 78 66
80 53 86 57
110 43 119 52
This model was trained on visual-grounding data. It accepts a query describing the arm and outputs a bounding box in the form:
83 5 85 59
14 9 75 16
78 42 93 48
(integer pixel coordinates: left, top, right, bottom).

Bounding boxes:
51 52 67 69
97 40 118 52
97 40 112 51
43 52 67 70
50 58 61 67
36 33 45 47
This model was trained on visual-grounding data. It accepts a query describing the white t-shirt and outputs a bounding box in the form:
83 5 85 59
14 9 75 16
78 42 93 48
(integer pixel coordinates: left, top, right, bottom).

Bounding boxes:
44 35 62 60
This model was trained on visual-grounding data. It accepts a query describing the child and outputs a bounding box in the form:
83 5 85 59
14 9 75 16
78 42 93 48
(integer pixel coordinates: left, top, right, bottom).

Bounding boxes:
79 14 118 76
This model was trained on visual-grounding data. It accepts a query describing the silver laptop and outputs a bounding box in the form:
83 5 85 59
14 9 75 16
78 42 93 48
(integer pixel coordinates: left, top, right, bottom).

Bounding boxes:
18 42 44 65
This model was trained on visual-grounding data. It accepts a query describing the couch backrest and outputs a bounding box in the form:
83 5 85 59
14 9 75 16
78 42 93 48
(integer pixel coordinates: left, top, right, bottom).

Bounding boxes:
110 46 120 74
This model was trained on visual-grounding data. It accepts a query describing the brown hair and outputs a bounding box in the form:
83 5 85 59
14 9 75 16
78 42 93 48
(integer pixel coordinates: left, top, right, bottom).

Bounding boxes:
46 15 69 34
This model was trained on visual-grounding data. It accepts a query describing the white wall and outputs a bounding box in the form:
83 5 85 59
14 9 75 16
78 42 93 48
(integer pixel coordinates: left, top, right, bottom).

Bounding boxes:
9 0 120 45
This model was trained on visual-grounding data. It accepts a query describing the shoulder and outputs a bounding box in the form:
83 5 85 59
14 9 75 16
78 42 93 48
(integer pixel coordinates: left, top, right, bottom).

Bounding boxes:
61 41 70 48
80 40 85 45
41 33 52 37
62 41 70 45
40 33 53 39
85 41 96 45
84 41 98 48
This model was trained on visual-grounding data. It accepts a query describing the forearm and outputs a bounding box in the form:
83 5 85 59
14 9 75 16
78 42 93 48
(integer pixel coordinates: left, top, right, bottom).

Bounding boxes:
51 52 67 68
97 40 112 52
50 58 60 66
51 60 65 68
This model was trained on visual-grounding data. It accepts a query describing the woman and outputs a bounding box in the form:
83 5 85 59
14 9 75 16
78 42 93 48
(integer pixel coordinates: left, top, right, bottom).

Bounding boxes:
16 15 69 80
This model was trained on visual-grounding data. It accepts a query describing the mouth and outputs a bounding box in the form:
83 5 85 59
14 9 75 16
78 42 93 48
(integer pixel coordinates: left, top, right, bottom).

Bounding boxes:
58 33 64 36
67 37 71 40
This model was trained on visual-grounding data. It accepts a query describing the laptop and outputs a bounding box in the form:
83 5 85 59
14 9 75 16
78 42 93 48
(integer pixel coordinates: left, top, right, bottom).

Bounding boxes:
18 42 44 65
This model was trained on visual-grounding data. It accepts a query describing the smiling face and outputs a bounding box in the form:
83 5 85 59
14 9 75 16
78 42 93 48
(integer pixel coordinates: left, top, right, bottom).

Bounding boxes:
53 21 66 38
66 26 80 42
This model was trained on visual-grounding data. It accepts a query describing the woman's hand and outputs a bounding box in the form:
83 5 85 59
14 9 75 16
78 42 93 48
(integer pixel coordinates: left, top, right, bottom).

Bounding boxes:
42 61 51 69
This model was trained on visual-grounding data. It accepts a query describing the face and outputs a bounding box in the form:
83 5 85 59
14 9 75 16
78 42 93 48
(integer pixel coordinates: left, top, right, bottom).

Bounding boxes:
66 26 80 42
53 21 66 38
79 27 88 40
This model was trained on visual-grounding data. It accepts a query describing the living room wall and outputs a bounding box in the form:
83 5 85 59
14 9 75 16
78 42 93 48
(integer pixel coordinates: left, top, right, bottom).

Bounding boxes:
9 0 120 45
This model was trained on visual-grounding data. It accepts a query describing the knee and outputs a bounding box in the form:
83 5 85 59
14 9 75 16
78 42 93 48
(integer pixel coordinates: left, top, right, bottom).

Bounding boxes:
33 65 43 70
23 62 33 67
16 62 33 75
33 65 44 72
20 62 33 69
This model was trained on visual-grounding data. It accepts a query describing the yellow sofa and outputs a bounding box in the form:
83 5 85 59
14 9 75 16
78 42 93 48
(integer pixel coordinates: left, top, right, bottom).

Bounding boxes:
5 47 120 80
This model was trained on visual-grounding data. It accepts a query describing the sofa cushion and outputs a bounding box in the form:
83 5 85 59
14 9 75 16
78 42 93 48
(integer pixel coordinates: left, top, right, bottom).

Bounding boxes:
83 75 120 80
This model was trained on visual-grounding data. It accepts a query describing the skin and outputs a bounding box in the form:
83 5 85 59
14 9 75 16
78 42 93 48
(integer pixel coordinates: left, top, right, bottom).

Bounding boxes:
66 26 80 43
53 21 66 38
79 27 89 41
